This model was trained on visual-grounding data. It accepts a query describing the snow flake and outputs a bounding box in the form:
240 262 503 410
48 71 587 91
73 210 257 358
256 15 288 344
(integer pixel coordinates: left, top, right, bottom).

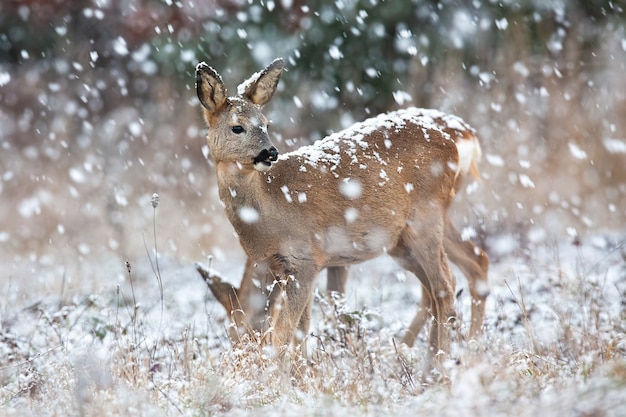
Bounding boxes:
603 138 626 154
0 71 10 87
69 167 87 184
485 153 505 167
568 143 587 160
328 45 343 60
519 174 535 188
0 231 10 242
339 179 362 200
18 196 41 218
112 37 129 56
495 18 508 30
280 185 293 203
513 61 529 77
392 90 413 106
365 68 379 78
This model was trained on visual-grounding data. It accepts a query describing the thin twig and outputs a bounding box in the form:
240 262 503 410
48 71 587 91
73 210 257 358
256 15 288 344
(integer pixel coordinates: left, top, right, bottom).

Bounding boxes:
0 344 63 371
392 338 415 390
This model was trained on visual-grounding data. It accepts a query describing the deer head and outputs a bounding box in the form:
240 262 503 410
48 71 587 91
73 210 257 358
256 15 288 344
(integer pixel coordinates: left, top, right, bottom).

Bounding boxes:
195 58 284 171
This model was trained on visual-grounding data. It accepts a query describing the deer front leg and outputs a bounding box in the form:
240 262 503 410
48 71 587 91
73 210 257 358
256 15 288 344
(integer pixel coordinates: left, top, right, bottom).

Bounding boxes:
238 257 316 343
264 262 318 347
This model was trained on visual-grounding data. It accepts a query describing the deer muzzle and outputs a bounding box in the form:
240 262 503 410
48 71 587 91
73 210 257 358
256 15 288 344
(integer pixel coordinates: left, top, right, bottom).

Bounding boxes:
253 146 279 171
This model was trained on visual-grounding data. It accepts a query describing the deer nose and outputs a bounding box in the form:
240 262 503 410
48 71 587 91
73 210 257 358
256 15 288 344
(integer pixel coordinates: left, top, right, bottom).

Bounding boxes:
268 146 279 161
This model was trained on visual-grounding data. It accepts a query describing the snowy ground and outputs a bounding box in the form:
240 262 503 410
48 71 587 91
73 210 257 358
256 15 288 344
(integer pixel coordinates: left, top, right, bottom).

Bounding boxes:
1 228 625 416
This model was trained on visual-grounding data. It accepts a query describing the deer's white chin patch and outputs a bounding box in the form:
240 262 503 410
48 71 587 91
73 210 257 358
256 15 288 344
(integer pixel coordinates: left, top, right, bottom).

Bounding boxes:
253 161 273 172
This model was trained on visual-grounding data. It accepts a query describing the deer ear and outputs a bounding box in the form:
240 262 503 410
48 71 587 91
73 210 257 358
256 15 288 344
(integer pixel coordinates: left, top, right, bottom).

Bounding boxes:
239 58 284 107
196 62 227 114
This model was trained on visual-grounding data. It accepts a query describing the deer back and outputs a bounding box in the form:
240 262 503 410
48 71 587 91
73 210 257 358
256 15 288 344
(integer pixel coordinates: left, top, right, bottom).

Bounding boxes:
219 109 461 269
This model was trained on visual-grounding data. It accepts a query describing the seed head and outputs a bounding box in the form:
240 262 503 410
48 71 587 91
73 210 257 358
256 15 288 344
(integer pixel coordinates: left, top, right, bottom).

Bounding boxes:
151 193 160 208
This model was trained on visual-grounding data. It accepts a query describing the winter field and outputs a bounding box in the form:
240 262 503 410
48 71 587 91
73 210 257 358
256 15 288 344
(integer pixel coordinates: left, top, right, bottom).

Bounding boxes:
2 1 626 416
0 220 625 416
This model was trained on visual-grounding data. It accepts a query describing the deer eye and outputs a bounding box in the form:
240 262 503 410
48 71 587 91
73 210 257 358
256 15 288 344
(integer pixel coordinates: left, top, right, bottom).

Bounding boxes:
231 125 245 134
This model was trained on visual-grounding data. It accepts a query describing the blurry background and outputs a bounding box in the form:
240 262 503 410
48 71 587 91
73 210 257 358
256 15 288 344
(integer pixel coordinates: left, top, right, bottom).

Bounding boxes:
1 0 625 301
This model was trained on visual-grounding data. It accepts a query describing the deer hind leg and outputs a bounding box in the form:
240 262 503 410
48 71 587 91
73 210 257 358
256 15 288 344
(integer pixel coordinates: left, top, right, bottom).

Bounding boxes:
326 265 350 298
443 216 489 337
390 216 456 367
401 286 432 347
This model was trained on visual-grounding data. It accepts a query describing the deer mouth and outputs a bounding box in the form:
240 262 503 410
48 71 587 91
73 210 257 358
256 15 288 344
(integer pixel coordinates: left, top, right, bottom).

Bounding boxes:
253 147 279 171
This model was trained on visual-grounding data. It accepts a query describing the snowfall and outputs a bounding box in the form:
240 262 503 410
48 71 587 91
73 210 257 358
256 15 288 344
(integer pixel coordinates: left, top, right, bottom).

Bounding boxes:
1 1 626 416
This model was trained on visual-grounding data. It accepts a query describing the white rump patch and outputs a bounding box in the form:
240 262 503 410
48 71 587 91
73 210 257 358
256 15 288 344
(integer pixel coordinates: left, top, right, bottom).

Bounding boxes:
455 137 482 175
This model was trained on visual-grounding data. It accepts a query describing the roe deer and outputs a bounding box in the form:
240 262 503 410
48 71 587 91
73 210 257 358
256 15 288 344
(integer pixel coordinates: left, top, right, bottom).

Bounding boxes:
195 58 475 368
198 123 489 347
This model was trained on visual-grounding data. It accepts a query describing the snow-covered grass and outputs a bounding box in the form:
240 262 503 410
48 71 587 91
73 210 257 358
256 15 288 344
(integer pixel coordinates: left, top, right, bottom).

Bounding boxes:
1 227 624 416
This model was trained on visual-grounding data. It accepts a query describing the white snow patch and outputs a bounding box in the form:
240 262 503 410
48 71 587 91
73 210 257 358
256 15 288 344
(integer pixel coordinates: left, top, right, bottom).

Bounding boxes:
461 226 476 241
344 207 359 223
237 70 263 96
238 206 260 223
339 179 362 200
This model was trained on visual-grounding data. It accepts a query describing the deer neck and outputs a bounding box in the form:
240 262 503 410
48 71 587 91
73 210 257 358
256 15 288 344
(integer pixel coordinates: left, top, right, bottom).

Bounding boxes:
214 160 278 253
215 160 267 206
